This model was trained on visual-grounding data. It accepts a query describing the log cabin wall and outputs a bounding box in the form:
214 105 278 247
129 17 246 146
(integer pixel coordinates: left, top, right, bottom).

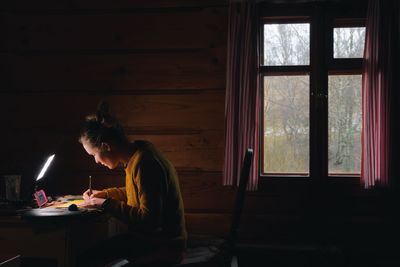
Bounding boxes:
0 0 398 249
0 0 234 236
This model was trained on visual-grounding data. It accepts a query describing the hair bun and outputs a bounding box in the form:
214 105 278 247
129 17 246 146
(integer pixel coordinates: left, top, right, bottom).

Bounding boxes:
97 101 109 114
96 101 117 128
80 101 127 146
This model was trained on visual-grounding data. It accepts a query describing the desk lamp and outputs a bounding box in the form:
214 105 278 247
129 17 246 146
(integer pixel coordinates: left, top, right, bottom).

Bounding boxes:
33 154 55 207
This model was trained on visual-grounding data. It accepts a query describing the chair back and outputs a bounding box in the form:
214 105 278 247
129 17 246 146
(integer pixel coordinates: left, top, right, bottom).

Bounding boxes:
228 148 253 248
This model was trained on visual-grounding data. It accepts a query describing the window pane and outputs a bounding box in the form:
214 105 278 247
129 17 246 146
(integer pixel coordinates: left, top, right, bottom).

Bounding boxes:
264 76 310 174
264 23 310 66
333 27 366 58
328 75 362 174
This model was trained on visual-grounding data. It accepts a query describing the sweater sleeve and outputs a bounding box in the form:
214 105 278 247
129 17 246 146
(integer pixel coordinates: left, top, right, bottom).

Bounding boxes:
103 187 127 202
102 153 164 233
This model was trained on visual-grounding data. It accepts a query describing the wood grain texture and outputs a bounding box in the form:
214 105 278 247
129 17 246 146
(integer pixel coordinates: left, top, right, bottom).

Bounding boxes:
3 8 227 51
0 0 227 11
0 1 229 240
0 92 224 130
1 49 226 91
0 131 223 171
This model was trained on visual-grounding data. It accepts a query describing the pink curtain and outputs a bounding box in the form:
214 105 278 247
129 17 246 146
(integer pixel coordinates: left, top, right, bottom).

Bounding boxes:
223 0 260 190
361 0 399 188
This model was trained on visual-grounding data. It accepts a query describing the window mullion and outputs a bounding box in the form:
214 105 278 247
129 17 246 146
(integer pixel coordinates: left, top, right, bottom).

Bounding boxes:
310 6 328 181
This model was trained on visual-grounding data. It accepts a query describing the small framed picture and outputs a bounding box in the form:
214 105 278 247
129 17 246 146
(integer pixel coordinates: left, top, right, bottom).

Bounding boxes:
34 189 48 207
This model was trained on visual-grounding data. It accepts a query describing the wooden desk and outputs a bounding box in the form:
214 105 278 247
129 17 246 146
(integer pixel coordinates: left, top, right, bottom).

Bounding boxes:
0 209 119 267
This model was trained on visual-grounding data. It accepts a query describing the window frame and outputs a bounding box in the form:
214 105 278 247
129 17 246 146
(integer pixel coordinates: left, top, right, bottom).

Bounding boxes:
259 3 366 181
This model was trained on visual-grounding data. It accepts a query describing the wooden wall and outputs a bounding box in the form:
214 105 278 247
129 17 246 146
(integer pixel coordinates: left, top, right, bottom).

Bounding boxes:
0 0 236 236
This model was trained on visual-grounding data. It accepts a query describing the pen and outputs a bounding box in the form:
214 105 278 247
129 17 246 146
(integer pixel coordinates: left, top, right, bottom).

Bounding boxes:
89 175 92 197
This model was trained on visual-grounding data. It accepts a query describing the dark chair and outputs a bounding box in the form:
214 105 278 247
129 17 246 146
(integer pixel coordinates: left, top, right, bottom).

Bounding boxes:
107 148 254 267
0 255 21 267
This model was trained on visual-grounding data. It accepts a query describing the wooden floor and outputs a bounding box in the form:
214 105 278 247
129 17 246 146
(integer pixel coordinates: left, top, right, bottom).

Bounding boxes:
15 245 400 267
236 245 400 267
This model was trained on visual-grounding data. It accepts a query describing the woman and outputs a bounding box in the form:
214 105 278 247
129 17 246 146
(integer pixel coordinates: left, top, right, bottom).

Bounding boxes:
77 102 187 267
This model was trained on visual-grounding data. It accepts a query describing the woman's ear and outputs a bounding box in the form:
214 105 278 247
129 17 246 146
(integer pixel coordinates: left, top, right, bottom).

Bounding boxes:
100 142 111 152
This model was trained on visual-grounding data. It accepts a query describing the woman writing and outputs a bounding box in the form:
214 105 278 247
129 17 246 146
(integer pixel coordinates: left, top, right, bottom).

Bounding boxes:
77 102 187 266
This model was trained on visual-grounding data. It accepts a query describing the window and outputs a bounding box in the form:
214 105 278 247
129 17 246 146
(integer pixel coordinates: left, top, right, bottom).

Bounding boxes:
328 74 362 174
333 27 365 58
264 75 310 174
260 6 366 178
264 23 310 65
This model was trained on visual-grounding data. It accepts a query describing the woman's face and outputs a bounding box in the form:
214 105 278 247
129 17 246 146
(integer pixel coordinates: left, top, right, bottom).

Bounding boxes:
81 138 119 169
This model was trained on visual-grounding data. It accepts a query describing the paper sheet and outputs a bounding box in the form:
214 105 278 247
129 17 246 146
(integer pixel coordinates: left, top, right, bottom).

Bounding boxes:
53 199 86 208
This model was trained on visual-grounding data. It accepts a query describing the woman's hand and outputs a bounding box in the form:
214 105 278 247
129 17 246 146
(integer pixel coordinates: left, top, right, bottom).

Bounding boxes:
82 197 106 208
82 189 106 201
82 189 107 208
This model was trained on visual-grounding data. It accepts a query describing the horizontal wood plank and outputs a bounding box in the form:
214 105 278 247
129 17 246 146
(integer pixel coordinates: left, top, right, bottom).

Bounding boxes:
185 212 231 236
0 130 224 172
0 92 224 131
3 8 227 51
1 49 226 91
0 0 227 11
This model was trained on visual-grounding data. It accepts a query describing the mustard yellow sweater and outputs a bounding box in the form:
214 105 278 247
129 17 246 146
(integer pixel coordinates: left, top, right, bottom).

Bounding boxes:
101 141 187 249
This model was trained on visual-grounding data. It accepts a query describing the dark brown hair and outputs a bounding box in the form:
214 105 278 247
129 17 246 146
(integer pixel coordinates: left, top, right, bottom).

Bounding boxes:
79 102 127 147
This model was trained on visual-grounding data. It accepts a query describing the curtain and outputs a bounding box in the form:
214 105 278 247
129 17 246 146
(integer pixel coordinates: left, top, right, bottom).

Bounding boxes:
223 0 260 190
361 0 399 188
